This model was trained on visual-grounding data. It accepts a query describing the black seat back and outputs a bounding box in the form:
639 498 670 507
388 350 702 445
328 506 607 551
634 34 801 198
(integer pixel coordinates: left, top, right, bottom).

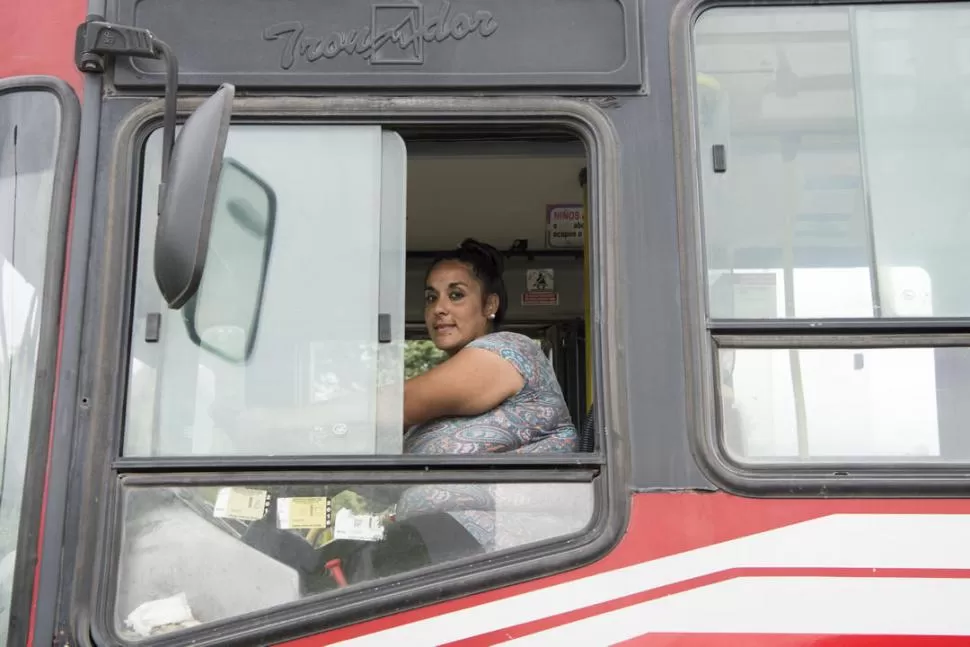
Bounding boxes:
578 405 596 452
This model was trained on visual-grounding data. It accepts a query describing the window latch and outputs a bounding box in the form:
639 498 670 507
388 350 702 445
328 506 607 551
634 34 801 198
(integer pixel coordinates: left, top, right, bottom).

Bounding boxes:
378 314 392 344
712 144 728 173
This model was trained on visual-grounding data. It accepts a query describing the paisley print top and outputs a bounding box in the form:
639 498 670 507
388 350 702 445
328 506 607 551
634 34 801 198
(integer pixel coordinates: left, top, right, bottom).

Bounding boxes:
399 332 579 548
403 332 577 455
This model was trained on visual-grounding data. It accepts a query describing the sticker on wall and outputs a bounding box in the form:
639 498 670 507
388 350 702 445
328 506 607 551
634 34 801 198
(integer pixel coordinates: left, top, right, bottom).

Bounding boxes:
527 268 555 292
522 268 559 306
546 204 584 249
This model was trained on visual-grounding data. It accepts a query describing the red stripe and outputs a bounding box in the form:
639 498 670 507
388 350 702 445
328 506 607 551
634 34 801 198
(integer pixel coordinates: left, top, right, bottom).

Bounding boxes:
443 568 970 646
614 635 970 646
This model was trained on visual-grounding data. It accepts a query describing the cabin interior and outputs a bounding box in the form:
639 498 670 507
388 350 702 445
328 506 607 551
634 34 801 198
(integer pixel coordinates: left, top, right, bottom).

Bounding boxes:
401 134 589 424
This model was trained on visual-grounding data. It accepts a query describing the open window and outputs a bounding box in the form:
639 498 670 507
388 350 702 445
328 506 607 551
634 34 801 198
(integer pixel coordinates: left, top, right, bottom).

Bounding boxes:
102 102 605 640
401 140 589 424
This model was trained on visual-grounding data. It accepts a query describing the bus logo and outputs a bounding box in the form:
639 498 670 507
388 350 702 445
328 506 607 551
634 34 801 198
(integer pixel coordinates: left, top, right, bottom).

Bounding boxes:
263 1 499 69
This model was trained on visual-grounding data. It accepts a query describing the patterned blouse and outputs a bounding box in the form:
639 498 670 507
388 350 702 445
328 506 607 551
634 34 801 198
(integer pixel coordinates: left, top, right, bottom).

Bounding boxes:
403 331 578 455
399 332 579 548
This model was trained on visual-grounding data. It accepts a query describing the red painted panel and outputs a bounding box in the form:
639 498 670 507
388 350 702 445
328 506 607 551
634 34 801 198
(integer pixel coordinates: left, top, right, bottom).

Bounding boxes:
0 0 86 94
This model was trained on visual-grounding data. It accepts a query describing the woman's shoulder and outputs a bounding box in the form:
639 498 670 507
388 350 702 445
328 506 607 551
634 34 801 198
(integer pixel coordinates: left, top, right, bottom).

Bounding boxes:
467 331 546 388
469 331 539 354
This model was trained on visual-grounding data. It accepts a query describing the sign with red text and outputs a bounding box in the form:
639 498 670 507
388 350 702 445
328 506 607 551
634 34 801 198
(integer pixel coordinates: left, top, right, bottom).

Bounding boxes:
546 204 584 249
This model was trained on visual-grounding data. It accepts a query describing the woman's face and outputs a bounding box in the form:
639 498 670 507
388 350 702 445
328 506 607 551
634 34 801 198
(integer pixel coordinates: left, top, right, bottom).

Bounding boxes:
424 260 497 354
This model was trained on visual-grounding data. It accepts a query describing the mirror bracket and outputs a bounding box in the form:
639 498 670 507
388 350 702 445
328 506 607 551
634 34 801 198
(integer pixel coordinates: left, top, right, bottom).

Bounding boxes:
75 17 178 198
77 20 242 314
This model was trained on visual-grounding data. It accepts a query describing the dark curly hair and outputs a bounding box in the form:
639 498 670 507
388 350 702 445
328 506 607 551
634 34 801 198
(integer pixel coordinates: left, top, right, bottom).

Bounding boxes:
425 238 508 329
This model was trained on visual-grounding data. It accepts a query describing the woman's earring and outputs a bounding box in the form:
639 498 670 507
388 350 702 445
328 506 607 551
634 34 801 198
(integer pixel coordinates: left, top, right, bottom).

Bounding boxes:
488 313 496 320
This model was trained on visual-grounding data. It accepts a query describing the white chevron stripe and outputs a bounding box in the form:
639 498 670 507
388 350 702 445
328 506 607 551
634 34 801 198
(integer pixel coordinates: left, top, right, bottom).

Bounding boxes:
330 514 970 646
498 576 970 645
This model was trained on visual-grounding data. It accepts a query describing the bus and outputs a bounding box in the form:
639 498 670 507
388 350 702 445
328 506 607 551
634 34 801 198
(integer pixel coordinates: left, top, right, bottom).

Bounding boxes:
3 0 970 644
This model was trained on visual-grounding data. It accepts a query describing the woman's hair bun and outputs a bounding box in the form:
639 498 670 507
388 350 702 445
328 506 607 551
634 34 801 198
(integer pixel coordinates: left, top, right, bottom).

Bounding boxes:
458 238 504 276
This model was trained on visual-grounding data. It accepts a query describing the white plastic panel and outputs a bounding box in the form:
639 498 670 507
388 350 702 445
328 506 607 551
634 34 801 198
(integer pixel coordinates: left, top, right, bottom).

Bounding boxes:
376 131 407 452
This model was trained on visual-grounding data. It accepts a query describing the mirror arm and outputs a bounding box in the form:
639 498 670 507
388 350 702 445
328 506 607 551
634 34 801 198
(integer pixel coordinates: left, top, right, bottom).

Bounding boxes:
153 40 179 194
75 17 180 202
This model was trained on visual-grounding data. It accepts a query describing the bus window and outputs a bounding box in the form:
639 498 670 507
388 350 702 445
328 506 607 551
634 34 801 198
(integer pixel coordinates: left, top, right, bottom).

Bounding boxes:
0 80 77 643
114 124 598 637
696 4 970 320
693 4 970 464
114 480 594 638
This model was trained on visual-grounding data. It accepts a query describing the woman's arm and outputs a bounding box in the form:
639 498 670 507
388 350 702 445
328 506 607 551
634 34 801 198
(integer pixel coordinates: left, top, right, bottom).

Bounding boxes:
403 346 524 427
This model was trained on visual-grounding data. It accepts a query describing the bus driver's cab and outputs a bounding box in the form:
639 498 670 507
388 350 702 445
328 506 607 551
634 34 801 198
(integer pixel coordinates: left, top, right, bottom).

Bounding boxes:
117 81 597 633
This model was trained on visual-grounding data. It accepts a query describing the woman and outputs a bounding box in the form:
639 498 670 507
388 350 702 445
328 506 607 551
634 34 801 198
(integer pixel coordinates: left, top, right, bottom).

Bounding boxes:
391 239 580 553
402 238 578 455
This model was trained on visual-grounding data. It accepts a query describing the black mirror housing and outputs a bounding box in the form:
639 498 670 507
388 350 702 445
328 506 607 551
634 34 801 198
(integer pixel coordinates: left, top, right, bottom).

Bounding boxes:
153 83 235 309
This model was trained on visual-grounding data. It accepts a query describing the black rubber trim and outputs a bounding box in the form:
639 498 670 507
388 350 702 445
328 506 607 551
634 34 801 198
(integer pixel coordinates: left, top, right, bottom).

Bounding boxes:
114 453 605 473
714 332 970 350
711 318 970 336
120 468 598 487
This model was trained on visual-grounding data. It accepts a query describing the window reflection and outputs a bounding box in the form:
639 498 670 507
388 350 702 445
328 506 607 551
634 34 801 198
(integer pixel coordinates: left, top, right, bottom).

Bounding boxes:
695 4 970 319
114 481 594 639
719 346 970 461
127 126 407 457
0 89 61 643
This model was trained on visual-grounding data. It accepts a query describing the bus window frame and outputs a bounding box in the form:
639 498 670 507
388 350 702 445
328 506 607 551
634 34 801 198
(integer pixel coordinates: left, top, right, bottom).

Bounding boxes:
671 0 970 497
0 75 80 645
74 96 628 647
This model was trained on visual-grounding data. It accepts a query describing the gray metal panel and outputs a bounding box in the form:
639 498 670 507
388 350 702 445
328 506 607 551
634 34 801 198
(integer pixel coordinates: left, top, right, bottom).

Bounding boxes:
58 95 149 645
612 0 712 490
107 0 644 91
613 91 711 490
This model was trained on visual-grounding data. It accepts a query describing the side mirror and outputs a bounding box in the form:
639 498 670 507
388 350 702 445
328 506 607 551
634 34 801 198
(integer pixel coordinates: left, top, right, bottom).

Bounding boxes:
75 23 274 362
181 158 276 363
153 83 235 309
